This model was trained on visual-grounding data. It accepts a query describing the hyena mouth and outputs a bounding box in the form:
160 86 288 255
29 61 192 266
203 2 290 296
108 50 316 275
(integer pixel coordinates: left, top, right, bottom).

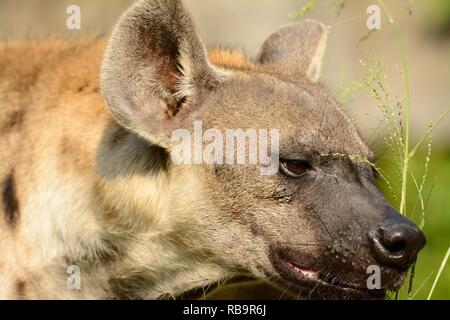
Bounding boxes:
284 260 386 299
270 249 387 299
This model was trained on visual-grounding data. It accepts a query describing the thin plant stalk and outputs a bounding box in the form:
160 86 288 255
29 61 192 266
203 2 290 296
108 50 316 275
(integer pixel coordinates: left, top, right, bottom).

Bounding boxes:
409 271 434 300
377 0 410 216
409 108 450 159
427 246 450 300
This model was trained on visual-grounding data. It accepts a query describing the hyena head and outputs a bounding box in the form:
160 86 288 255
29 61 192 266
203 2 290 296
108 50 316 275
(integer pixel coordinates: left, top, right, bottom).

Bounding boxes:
100 0 425 299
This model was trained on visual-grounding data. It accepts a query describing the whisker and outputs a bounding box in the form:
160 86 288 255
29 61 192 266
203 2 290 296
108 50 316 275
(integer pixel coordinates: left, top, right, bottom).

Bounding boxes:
314 209 335 241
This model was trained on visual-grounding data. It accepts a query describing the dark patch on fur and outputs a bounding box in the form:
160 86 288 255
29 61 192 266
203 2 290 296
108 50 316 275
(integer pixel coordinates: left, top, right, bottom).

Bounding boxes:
1 110 25 134
2 172 20 227
109 126 129 148
77 84 88 92
109 272 156 300
59 136 92 175
16 280 27 299
76 83 99 93
59 136 78 158
97 121 170 179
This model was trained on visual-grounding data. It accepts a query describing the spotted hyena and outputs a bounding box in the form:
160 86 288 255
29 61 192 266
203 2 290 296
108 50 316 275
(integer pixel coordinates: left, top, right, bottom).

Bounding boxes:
0 0 425 299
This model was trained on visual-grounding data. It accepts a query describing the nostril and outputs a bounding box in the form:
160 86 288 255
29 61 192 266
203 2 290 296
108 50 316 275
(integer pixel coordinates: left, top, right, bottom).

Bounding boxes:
385 239 406 254
379 227 408 254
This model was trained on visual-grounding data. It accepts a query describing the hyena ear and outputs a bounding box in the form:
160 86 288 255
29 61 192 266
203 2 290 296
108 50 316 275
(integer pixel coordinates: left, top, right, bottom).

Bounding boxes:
257 20 328 82
100 0 223 148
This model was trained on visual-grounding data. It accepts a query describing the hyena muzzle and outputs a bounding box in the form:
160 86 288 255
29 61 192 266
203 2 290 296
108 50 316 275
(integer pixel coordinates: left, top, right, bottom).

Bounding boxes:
0 0 425 299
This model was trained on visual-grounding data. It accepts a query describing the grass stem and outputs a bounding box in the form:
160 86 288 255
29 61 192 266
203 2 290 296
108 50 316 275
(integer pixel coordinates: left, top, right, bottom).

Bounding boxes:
377 0 410 216
427 246 450 300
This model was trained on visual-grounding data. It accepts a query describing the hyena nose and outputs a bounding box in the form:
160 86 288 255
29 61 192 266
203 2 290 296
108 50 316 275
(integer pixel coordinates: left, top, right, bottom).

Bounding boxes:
369 220 426 269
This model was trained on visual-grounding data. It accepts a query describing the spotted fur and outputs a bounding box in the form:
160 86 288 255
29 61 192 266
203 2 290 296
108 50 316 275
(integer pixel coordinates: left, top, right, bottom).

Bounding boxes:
0 0 422 300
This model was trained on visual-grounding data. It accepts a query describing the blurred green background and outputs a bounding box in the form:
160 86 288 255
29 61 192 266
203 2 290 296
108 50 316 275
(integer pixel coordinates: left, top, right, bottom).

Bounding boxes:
0 0 448 299
397 152 450 299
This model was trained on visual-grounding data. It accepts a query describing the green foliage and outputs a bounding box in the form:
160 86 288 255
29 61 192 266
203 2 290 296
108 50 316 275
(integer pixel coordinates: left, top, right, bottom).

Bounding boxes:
426 0 450 33
290 0 317 20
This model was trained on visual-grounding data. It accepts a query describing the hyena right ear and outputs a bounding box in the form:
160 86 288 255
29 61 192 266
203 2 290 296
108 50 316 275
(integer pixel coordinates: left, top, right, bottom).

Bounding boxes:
257 20 328 82
101 0 223 148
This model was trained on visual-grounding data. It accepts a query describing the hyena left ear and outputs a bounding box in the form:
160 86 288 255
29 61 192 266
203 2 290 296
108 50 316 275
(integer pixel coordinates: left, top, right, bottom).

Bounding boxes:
100 0 223 149
257 20 328 82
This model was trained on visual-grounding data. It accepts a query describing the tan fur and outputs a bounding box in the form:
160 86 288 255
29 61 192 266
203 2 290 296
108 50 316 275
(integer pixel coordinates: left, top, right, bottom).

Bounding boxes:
0 39 111 298
208 48 257 72
0 37 279 299
1 0 418 301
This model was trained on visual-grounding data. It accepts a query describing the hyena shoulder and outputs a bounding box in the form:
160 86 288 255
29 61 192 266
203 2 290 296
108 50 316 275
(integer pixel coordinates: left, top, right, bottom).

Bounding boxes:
0 39 114 298
0 38 110 198
0 35 256 299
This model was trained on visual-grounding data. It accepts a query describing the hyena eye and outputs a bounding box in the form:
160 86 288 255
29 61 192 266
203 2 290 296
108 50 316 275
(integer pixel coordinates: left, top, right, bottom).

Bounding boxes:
280 159 313 178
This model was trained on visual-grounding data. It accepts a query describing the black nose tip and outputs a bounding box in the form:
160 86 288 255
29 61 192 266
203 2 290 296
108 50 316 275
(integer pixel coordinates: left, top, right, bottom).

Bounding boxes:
369 221 426 269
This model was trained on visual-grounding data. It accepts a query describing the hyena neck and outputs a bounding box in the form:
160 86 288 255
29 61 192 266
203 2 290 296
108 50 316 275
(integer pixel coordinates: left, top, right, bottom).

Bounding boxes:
98 122 230 298
107 230 230 299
